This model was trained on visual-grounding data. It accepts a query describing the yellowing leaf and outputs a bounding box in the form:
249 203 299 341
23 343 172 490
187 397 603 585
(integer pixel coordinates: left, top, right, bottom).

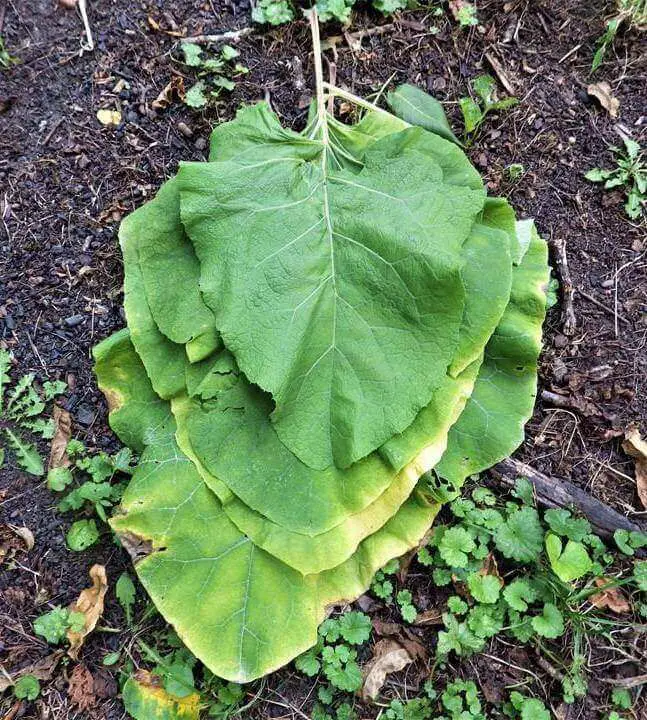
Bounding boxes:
123 670 201 720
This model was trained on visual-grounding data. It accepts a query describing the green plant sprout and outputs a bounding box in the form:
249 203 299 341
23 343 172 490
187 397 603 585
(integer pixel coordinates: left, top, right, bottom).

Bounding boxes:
0 349 66 476
460 74 518 137
0 36 18 69
178 42 249 109
585 137 646 220
591 0 646 74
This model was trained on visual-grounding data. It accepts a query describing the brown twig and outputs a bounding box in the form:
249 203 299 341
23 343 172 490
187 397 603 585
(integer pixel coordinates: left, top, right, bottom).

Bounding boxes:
577 287 630 325
491 457 645 541
484 51 515 95
550 237 577 335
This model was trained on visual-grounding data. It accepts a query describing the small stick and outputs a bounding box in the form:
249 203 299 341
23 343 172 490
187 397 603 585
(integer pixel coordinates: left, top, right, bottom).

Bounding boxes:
550 237 577 336
484 51 515 95
490 457 645 541
182 27 253 45
78 0 94 51
577 288 630 325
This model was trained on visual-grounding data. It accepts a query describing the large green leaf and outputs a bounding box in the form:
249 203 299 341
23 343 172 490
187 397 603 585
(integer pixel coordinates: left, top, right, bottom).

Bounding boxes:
179 111 485 470
110 434 438 682
129 177 217 352
172 356 476 574
435 222 549 489
93 329 172 452
120 209 187 400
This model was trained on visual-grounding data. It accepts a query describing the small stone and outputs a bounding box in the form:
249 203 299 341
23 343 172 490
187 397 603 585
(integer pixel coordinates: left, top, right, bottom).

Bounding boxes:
553 334 568 348
177 121 193 138
75 404 95 426
64 314 84 327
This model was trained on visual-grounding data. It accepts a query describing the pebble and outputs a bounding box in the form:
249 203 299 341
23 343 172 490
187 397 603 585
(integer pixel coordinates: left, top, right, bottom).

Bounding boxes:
75 404 95 426
194 136 207 150
177 121 193 138
64 314 84 327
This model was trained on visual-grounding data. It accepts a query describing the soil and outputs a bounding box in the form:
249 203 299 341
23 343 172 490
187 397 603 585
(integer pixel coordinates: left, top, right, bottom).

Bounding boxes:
0 0 645 718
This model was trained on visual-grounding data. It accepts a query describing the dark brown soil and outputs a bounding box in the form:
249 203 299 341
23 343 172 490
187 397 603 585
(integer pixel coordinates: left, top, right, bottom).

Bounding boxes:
1 0 645 718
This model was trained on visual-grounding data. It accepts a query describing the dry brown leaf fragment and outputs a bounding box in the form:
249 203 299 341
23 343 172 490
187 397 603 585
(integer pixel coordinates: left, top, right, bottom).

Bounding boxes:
590 577 631 614
48 405 72 470
587 82 620 118
622 427 647 509
68 663 97 711
361 639 414 702
152 76 186 110
67 564 108 659
59 0 78 8
0 524 34 564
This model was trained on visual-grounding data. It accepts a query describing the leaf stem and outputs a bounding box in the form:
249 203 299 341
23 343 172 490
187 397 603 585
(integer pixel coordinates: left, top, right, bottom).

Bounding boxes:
307 8 329 145
322 82 408 124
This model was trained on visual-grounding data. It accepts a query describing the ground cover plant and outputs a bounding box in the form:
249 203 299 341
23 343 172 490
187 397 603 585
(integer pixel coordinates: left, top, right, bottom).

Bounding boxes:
90 8 550 684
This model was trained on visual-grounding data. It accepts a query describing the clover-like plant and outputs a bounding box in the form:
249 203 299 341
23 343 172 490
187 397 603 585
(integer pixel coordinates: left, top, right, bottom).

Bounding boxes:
93 10 549 683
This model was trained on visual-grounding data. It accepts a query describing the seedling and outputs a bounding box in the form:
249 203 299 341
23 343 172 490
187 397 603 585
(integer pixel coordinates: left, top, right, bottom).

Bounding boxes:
0 350 66 476
0 36 18 69
47 439 136 551
33 606 86 645
460 74 518 137
591 0 647 74
585 137 646 220
178 43 249 109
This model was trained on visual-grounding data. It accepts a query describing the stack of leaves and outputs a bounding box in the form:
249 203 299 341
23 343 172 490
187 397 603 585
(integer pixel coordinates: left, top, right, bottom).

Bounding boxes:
93 23 549 683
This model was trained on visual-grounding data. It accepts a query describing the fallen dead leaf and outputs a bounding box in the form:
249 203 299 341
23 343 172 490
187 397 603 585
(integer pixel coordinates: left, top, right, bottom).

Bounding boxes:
361 639 414 702
590 578 631 614
0 524 34 565
622 427 647 509
587 81 619 118
49 405 72 470
152 76 185 110
0 652 63 693
68 663 97 711
59 0 78 7
371 619 427 661
96 108 122 126
67 564 108 659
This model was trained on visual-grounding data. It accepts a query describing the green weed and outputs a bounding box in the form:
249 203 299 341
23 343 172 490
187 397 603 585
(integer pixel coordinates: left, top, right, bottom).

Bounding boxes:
585 137 646 220
178 42 248 109
0 350 67 476
459 75 518 138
